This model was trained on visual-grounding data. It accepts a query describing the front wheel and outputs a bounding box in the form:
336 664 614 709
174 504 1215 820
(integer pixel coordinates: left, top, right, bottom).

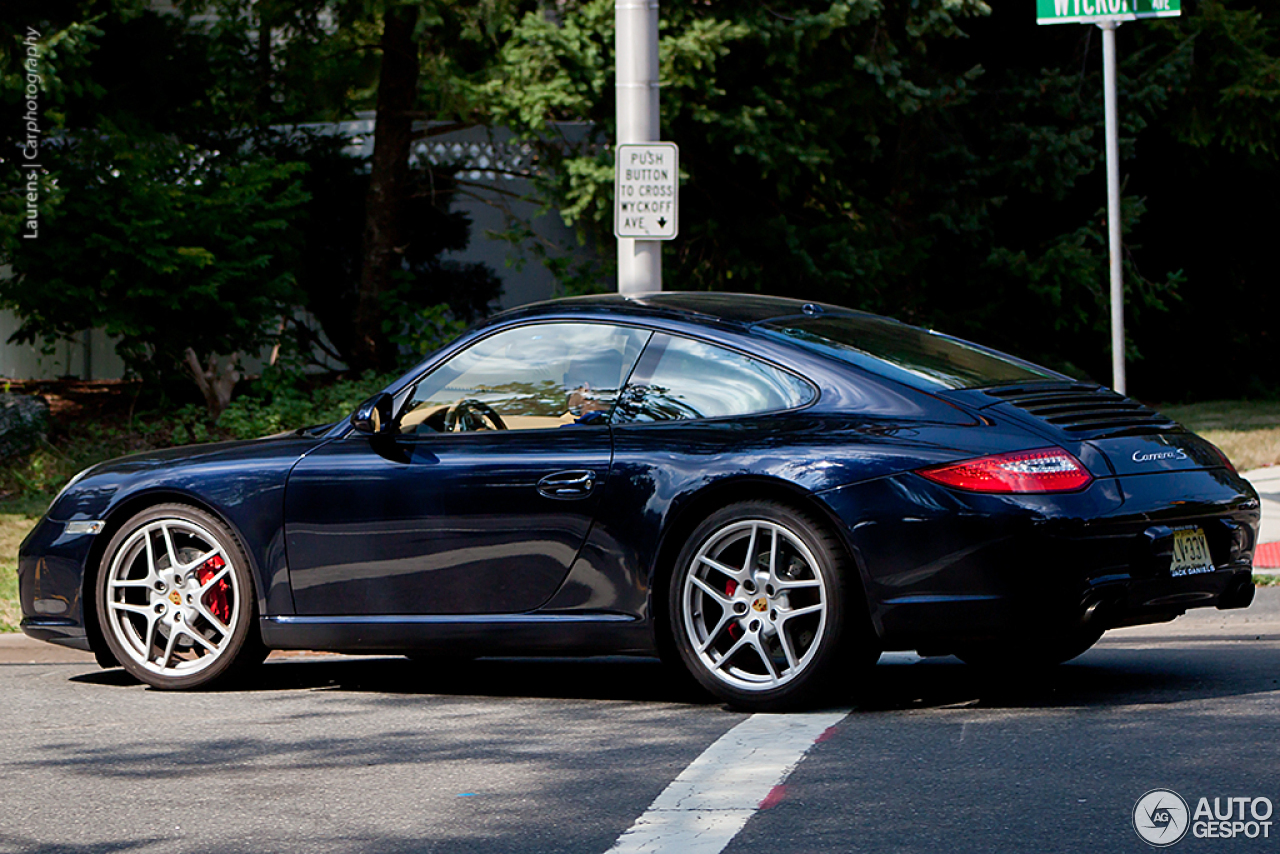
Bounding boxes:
96 504 266 689
669 501 872 711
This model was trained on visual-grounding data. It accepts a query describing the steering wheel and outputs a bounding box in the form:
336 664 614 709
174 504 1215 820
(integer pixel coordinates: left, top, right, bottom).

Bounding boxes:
444 399 507 432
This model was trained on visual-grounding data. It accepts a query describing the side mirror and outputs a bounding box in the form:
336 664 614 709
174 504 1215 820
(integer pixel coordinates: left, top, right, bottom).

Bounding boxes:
351 392 395 436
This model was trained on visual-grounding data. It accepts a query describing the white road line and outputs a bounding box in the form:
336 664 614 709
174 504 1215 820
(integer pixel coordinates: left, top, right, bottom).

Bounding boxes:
605 710 849 854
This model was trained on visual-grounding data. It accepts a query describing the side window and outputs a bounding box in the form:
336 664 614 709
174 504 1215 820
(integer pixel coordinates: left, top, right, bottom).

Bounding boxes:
399 323 651 433
615 334 815 423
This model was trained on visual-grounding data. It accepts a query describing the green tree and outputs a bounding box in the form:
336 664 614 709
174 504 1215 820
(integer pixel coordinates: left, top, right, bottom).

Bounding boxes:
348 1 522 371
173 0 512 373
1 2 311 418
483 0 1280 398
2 0 505 409
0 128 307 418
276 131 500 368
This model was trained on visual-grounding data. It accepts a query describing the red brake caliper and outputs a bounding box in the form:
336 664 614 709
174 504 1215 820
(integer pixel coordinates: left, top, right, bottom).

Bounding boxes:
725 579 741 639
196 555 231 624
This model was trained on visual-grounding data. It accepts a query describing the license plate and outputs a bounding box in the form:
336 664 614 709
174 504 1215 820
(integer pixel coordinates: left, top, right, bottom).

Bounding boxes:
1170 527 1214 577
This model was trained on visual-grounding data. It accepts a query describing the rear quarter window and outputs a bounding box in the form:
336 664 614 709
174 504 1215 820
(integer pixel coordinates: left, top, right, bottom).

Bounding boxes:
614 334 815 423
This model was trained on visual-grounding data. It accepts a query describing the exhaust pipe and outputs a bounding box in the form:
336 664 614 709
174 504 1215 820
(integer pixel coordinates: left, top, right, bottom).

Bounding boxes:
1216 576 1256 611
1080 590 1125 627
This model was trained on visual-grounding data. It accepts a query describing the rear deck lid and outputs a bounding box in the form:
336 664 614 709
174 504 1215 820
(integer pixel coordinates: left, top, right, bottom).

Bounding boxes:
1084 432 1226 476
941 382 1229 475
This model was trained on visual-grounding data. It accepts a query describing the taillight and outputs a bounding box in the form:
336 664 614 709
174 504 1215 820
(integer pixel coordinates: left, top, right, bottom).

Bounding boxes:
917 448 1093 494
1206 441 1238 474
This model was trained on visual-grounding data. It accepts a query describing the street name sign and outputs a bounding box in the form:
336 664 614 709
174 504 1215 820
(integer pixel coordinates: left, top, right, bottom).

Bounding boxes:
615 142 678 240
1036 0 1180 25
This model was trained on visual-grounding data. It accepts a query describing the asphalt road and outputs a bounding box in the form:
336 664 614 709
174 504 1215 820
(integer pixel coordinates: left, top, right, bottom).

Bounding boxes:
2 590 1278 854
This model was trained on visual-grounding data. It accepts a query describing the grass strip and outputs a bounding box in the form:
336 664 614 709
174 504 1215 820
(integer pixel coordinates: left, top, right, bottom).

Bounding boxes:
0 495 52 632
1160 401 1280 472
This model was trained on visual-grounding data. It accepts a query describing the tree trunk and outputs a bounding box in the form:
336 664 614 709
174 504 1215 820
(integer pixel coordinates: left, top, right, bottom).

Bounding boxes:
351 5 420 373
184 348 241 423
256 10 272 116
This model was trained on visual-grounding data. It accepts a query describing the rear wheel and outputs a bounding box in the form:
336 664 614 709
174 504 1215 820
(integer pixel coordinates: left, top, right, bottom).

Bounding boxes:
96 504 266 689
669 501 872 711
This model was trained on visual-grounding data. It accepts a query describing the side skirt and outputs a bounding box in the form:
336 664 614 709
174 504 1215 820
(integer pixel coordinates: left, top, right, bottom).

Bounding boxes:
260 613 655 656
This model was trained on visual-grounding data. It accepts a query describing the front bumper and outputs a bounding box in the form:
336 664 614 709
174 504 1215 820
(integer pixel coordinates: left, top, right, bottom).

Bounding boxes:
17 515 98 650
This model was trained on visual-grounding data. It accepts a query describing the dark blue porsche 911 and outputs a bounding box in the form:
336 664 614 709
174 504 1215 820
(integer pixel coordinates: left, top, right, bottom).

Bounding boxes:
18 293 1260 710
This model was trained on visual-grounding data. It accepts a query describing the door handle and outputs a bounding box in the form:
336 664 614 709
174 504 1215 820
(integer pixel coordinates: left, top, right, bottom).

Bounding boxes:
537 470 597 499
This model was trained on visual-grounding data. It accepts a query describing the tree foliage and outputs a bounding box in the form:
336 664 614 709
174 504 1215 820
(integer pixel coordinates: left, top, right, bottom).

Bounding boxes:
0 130 307 398
1 0 504 414
4 0 1278 405
1 2 312 417
485 0 1280 398
279 132 500 368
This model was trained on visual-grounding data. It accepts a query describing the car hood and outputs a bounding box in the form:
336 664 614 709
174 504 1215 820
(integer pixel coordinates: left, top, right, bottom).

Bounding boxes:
45 431 328 522
87 432 316 473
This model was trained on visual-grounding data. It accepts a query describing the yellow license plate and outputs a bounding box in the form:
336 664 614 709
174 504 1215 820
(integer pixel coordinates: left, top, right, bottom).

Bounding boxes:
1170 527 1214 577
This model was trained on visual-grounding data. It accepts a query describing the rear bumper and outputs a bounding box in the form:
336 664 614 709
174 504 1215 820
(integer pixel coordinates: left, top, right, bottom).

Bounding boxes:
820 466 1260 649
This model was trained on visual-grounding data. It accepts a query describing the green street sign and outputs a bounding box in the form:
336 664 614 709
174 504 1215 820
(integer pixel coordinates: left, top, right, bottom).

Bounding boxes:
1036 0 1180 25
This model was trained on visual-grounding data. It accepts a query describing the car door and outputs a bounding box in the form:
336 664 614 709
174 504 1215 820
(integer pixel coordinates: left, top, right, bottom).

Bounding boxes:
284 321 652 615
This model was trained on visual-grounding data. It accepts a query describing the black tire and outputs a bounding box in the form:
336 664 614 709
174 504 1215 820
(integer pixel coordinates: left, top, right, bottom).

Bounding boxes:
953 625 1103 670
668 501 873 711
95 504 266 689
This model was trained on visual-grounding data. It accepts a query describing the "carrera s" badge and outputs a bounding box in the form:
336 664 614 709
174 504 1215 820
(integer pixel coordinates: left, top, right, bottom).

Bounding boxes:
1132 448 1189 463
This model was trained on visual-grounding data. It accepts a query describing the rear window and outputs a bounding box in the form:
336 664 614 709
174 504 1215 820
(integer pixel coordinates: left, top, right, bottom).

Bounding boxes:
759 314 1061 391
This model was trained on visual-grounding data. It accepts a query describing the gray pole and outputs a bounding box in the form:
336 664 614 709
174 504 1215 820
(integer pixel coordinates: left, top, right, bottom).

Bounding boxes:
615 0 661 295
1100 21 1125 394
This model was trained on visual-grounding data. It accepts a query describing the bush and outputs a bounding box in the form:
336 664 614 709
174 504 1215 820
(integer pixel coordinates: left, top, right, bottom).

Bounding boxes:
0 372 393 503
176 372 393 443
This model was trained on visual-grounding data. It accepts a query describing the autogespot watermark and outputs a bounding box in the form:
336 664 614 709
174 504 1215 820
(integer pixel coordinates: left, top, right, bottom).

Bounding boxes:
20 25 43 240
1133 788 1274 847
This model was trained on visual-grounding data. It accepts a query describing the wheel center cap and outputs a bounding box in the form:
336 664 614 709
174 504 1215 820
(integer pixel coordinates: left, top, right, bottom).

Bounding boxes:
752 597 768 613
168 591 182 606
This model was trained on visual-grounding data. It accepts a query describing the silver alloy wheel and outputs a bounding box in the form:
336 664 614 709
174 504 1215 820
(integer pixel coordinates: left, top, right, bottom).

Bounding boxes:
680 519 828 692
102 518 241 677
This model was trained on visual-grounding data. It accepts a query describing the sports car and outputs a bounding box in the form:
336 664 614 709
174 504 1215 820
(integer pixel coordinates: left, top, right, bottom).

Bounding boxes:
18 293 1260 710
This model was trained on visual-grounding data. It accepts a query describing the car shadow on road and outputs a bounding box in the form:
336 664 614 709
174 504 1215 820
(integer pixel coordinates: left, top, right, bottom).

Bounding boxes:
68 643 1280 712
71 654 719 705
855 645 1280 712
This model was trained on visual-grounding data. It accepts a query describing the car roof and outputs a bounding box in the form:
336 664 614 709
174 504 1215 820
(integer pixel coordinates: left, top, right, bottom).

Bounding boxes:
502 292 855 327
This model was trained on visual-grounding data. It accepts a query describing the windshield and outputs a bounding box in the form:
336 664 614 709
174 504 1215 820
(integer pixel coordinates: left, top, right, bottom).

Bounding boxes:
759 313 1063 391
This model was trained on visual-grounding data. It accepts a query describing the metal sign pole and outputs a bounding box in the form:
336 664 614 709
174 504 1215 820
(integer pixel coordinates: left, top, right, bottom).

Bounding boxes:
616 0 662 295
1038 3 1181 396
1100 20 1125 394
